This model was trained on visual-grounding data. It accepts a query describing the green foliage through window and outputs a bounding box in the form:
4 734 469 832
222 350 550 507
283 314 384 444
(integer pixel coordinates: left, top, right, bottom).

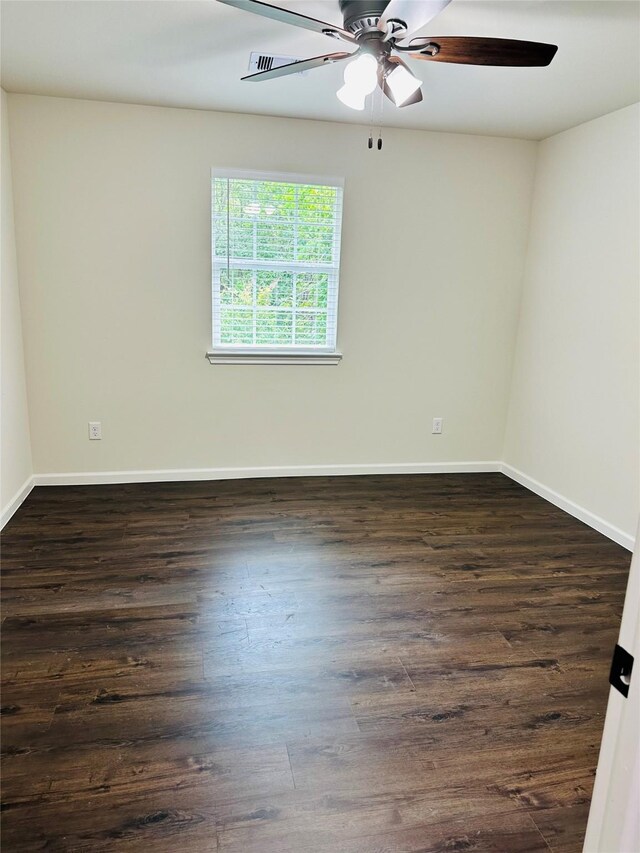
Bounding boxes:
212 173 342 350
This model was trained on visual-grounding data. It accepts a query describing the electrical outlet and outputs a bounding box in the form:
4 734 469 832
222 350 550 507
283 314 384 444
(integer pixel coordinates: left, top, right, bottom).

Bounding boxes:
432 417 443 435
88 421 102 440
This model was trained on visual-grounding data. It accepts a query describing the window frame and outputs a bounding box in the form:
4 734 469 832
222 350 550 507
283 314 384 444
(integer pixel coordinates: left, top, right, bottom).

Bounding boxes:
207 168 344 365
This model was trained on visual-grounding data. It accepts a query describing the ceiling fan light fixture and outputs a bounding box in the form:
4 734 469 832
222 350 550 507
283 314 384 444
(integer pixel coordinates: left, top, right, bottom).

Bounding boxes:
336 52 378 109
385 62 422 106
336 82 367 110
221 0 558 115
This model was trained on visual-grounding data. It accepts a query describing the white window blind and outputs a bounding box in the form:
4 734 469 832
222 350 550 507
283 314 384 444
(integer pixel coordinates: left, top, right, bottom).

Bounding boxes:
210 169 344 363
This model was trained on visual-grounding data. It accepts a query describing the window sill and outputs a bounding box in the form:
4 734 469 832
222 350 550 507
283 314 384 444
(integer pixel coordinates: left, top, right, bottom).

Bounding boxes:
206 350 342 365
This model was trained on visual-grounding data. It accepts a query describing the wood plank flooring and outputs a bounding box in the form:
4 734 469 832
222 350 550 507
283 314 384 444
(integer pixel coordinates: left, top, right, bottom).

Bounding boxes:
0 473 631 852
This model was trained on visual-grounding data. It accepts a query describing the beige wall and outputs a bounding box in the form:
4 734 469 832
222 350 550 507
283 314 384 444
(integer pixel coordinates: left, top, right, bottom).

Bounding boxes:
1 89 33 520
7 94 535 476
504 103 640 541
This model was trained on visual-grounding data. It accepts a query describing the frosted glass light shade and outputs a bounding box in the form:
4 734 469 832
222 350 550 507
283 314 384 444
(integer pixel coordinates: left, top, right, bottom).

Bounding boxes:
337 53 378 110
386 64 421 106
343 54 378 93
337 83 367 110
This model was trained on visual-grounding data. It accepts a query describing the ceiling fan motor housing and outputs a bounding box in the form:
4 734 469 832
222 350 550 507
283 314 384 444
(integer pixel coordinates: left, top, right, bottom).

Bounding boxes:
339 0 389 35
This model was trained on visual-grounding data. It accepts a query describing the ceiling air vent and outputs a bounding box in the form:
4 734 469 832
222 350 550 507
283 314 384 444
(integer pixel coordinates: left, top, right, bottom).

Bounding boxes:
248 52 307 75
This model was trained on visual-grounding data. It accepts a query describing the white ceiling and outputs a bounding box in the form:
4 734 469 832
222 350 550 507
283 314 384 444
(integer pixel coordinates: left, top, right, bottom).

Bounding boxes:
1 0 639 140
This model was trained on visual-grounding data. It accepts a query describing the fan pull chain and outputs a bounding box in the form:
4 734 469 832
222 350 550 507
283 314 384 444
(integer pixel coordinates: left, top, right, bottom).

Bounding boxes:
366 86 384 151
368 87 375 149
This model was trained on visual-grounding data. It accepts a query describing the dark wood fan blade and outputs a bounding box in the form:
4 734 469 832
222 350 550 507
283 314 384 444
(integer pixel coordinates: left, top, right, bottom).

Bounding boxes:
377 0 451 38
217 0 355 42
242 51 355 82
408 36 558 66
379 56 424 107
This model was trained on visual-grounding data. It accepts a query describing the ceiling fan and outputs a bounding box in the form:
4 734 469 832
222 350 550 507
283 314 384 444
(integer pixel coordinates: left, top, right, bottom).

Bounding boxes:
217 0 558 110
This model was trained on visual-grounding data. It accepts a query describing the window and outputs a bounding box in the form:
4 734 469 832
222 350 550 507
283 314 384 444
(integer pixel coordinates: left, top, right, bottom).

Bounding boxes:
208 169 344 364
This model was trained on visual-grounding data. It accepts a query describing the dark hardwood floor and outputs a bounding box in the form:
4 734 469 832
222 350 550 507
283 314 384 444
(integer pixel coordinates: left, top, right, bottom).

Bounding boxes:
0 473 631 852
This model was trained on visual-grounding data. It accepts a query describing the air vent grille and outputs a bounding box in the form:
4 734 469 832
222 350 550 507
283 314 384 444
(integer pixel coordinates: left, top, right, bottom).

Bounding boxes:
248 52 307 75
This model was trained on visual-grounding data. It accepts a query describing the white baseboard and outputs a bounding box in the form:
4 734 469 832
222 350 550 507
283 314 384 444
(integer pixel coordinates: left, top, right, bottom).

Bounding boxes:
0 475 35 530
501 463 635 551
33 460 501 487
7 463 633 552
